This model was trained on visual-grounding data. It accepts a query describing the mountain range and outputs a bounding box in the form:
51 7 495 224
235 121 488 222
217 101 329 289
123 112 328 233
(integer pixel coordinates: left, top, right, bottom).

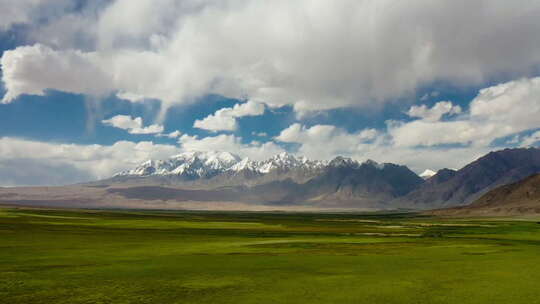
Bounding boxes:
105 152 425 209
430 173 540 216
110 151 328 187
0 147 539 213
393 148 540 209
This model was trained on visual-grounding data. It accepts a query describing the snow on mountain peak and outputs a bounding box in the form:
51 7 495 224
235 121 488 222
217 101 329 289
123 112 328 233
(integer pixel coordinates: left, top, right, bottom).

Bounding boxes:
363 159 385 169
230 157 254 172
329 156 358 168
419 169 437 179
115 151 349 179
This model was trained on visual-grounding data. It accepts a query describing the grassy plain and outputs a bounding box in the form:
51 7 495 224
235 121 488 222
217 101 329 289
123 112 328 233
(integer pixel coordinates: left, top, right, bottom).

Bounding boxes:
1 207 540 303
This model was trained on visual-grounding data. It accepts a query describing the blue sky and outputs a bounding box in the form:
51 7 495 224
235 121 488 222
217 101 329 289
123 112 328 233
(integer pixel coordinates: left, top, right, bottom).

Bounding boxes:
0 85 478 144
0 0 539 186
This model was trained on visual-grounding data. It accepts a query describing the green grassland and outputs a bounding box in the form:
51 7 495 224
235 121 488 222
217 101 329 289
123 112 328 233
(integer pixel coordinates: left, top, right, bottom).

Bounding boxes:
1 208 540 303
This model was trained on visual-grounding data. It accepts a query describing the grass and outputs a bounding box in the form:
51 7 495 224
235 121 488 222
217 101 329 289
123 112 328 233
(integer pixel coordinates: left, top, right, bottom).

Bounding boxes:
1 208 540 303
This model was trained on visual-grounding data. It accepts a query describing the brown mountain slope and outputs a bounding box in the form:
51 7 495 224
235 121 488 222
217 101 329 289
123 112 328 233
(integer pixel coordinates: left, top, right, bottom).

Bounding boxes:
430 174 540 216
0 158 424 211
393 147 540 209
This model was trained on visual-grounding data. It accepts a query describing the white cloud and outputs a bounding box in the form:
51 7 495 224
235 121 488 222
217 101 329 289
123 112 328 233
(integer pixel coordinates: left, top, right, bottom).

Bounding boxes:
194 114 237 132
228 100 265 117
0 137 181 184
102 115 164 135
116 91 147 102
1 44 112 103
4 1 540 114
389 120 482 147
420 91 440 102
273 122 492 172
276 123 379 160
2 2 540 183
407 101 461 122
390 77 540 147
273 77 540 171
252 131 268 137
193 100 265 131
520 130 540 147
129 125 164 135
0 0 74 31
157 130 182 139
0 158 93 187
178 133 284 160
167 130 182 138
0 0 40 30
0 133 286 185
469 77 540 131
0 134 491 185
102 115 141 130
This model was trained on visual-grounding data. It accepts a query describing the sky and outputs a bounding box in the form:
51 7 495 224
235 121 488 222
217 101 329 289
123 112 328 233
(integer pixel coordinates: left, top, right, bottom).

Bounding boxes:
0 0 539 186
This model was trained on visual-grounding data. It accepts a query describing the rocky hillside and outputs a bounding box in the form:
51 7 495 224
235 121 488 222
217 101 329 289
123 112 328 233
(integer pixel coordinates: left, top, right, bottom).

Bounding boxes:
430 174 540 216
110 151 327 187
393 148 540 209
3 148 539 212
105 154 424 209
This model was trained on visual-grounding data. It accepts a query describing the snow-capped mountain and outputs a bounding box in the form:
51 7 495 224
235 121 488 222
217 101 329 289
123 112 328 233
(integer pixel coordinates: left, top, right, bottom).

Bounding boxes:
111 150 414 196
116 151 242 179
115 151 327 180
419 169 436 179
106 151 424 209
4 148 540 212
235 152 326 174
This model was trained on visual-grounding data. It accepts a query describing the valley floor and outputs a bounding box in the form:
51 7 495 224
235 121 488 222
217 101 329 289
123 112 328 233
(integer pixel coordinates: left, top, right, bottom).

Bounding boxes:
1 207 540 303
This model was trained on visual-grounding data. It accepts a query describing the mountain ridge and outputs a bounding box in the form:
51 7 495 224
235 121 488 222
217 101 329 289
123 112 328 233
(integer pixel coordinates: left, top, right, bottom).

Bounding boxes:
110 151 393 188
1 147 539 213
113 151 385 179
429 173 540 216
393 147 540 209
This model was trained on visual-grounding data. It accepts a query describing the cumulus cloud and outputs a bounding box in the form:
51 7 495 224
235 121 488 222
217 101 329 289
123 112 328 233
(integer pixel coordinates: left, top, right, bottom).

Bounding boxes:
0 158 93 187
102 115 164 134
157 130 182 139
2 1 540 184
1 76 538 185
3 1 540 114
0 0 75 31
194 114 237 132
0 137 182 184
407 101 461 122
5 71 539 185
1 44 111 103
252 131 268 137
116 91 147 102
390 77 540 147
193 100 265 131
0 132 282 185
272 76 540 171
0 0 40 30
228 101 266 117
178 133 284 160
520 130 540 147
273 122 491 172
276 123 379 160
129 125 164 135
420 91 440 102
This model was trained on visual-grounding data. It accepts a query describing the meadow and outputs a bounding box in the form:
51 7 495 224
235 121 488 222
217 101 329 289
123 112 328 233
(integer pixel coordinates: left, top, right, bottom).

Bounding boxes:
1 207 540 304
